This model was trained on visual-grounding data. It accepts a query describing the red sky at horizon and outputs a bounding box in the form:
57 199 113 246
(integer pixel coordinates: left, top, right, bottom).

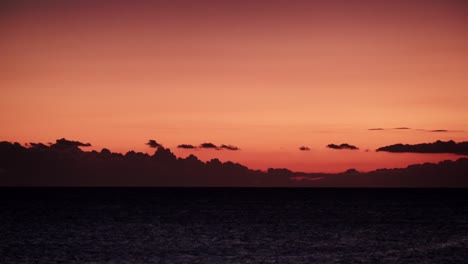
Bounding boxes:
1 0 467 172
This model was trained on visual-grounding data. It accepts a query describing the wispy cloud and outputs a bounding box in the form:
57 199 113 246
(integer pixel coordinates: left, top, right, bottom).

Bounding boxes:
368 127 411 131
220 144 240 151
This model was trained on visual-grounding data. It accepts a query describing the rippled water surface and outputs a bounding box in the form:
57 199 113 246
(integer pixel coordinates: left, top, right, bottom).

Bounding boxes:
1 188 468 263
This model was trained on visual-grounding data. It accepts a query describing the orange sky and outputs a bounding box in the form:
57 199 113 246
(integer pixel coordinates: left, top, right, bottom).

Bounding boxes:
1 0 467 172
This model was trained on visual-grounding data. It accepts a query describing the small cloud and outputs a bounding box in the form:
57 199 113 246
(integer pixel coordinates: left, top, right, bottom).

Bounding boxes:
200 143 218 149
368 128 384 131
29 142 49 149
327 143 359 150
394 127 411 130
299 146 310 151
54 138 91 147
429 130 448 132
220 144 239 151
177 144 197 149
146 139 162 148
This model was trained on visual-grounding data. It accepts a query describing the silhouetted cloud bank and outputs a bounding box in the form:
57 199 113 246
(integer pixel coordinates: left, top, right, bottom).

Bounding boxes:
0 139 467 187
327 143 359 150
0 139 262 187
293 158 468 188
376 140 468 155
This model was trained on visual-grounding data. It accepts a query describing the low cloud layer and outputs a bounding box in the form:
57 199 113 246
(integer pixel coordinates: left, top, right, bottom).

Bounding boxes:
327 143 359 150
1 139 468 187
376 140 468 155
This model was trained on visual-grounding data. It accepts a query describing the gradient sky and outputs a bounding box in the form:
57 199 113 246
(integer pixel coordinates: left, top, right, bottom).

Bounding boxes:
1 0 467 172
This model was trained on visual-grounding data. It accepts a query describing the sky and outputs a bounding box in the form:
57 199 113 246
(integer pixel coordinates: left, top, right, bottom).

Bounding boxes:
1 0 467 172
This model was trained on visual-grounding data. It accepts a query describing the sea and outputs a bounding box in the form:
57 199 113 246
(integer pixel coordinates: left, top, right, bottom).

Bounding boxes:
1 188 467 263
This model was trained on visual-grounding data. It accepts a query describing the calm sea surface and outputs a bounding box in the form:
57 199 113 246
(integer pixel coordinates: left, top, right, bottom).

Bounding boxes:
1 188 468 263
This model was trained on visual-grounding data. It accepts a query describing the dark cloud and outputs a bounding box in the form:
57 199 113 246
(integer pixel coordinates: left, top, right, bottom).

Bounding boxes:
368 127 412 131
177 144 197 149
29 142 49 149
327 143 359 150
200 143 218 149
376 140 468 155
179 143 239 151
414 128 462 133
429 129 448 132
220 144 239 151
146 139 162 148
299 146 310 151
52 138 91 148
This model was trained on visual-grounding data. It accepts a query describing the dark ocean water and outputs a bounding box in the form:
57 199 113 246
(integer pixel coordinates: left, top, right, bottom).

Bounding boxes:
1 188 468 264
